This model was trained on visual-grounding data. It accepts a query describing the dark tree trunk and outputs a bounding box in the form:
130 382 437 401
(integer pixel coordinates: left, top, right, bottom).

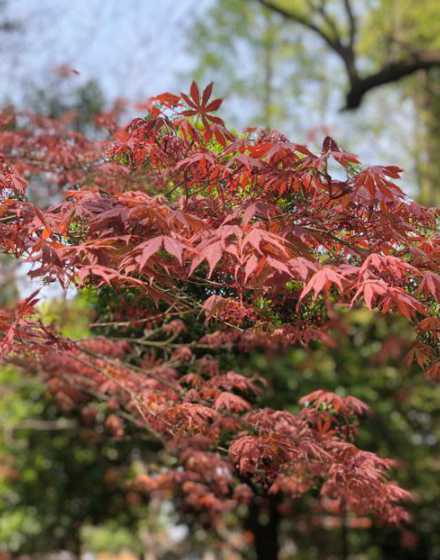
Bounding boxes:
412 68 440 206
247 495 280 560
67 528 82 560
341 509 349 560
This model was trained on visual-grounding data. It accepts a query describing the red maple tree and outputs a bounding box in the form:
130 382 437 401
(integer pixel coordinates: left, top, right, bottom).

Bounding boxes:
0 82 439 559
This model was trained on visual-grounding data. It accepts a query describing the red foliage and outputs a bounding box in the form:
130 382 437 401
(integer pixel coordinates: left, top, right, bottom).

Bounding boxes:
1 82 439 527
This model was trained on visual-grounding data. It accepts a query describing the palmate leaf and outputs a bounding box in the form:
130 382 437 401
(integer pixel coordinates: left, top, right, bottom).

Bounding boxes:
419 271 440 301
180 81 225 129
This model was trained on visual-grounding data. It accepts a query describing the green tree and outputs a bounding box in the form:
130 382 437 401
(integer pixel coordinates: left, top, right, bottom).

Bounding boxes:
254 0 440 205
25 78 106 134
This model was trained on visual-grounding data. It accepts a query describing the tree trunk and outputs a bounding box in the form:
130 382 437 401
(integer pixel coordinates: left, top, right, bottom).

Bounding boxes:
72 532 82 560
247 495 280 560
412 69 440 206
262 12 274 129
341 505 349 560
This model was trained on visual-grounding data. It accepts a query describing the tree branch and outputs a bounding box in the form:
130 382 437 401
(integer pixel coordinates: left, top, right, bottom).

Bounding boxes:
342 0 357 49
344 51 440 109
256 0 440 110
257 0 339 53
313 0 343 46
2 418 75 431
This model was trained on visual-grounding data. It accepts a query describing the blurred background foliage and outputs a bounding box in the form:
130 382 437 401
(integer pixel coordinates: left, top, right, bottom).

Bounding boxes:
0 0 439 558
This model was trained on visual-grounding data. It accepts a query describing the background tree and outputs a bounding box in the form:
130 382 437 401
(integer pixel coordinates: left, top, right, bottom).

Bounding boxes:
26 77 107 134
254 0 440 205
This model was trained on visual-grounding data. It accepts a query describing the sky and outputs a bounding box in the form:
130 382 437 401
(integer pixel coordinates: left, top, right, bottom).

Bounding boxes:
0 0 210 102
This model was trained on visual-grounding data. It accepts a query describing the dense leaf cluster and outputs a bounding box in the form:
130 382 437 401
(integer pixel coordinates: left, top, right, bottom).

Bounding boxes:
0 82 439 531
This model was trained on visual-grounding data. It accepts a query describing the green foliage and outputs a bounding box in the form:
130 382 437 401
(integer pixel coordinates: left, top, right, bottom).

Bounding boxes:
26 79 106 133
361 0 440 56
39 292 93 339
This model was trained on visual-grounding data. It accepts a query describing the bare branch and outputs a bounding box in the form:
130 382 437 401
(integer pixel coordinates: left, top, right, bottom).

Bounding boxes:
3 418 75 431
342 0 357 48
344 50 440 109
313 0 344 45
257 0 338 52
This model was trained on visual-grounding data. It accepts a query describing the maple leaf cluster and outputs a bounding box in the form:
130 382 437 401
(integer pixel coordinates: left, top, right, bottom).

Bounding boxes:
0 82 439 528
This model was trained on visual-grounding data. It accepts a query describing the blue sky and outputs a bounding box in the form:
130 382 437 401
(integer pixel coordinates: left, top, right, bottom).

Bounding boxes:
1 0 209 102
